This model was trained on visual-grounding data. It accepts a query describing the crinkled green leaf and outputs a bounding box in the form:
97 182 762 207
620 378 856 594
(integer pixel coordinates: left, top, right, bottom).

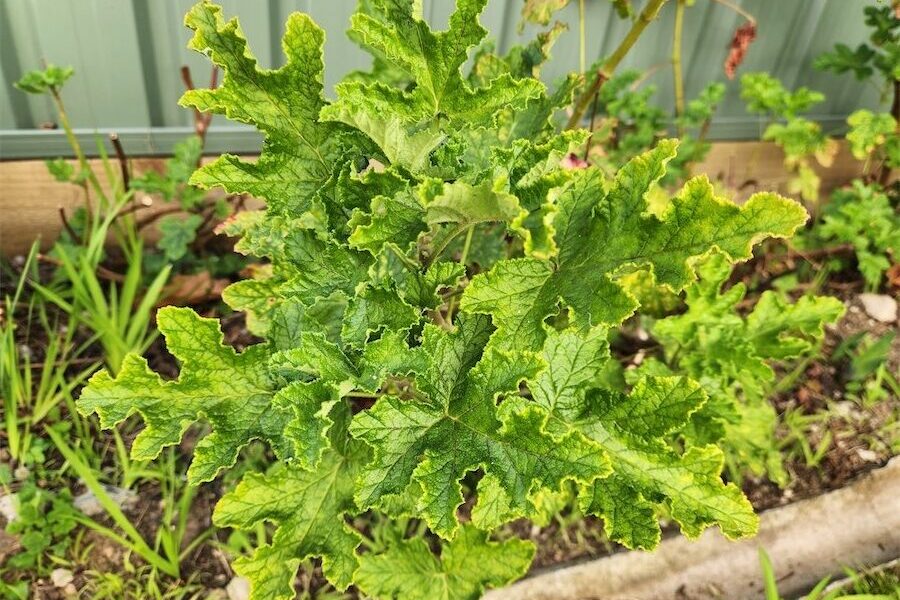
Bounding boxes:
356 525 535 600
350 315 609 538
275 380 341 470
132 135 205 208
157 214 202 261
818 181 900 290
846 110 897 160
221 275 278 336
762 118 829 161
14 64 73 94
395 261 466 309
180 3 340 213
321 0 544 172
214 411 366 597
270 329 425 396
649 252 844 483
78 307 288 483
529 328 757 549
45 158 76 183
342 284 421 347
349 188 427 255
814 43 876 80
740 72 824 119
422 176 527 262
462 141 808 351
278 228 373 304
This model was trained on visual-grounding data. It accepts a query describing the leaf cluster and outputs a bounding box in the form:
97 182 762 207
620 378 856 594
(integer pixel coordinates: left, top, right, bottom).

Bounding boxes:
816 180 900 290
815 5 899 85
631 253 844 484
741 72 835 202
3 482 78 573
13 64 73 95
77 2 813 597
590 70 725 184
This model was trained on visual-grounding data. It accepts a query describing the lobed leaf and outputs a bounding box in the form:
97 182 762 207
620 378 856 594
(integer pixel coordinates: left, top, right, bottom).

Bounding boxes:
462 142 808 352
356 525 535 600
78 307 288 483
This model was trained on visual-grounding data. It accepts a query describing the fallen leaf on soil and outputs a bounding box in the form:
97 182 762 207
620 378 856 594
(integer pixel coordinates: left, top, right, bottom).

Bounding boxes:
159 271 229 307
887 263 900 289
0 530 20 566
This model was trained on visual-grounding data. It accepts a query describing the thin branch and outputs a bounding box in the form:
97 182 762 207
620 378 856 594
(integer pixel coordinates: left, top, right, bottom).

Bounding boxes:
108 133 130 192
710 0 756 24
114 196 154 219
583 88 602 160
672 0 686 133
181 65 218 144
444 225 474 323
38 253 124 283
566 0 670 129
785 243 854 266
57 207 83 245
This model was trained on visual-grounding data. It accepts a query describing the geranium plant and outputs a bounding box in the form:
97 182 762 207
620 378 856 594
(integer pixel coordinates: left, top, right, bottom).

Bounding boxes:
79 2 811 598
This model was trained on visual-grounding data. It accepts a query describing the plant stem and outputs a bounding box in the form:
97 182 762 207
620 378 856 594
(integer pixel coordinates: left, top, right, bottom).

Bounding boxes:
108 133 130 192
672 0 686 135
388 243 420 272
49 88 104 203
578 0 586 75
444 225 474 324
566 0 670 129
710 0 756 24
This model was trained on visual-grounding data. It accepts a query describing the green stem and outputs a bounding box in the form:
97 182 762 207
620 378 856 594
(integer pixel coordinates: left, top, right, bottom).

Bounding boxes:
578 0 586 75
672 0 686 135
566 0 670 129
50 88 105 206
387 243 419 272
444 225 474 324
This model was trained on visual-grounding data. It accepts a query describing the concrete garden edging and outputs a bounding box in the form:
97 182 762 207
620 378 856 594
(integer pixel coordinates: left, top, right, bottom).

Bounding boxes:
487 457 900 600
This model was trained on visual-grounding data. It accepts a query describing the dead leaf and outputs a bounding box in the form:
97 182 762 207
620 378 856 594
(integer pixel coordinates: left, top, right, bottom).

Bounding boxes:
159 271 229 307
724 21 757 80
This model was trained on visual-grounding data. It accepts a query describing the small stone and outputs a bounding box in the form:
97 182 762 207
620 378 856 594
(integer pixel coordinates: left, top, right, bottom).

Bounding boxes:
226 576 251 600
74 484 137 517
832 401 855 418
0 495 17 522
63 583 77 597
13 466 29 481
856 448 879 462
858 293 897 323
51 568 74 588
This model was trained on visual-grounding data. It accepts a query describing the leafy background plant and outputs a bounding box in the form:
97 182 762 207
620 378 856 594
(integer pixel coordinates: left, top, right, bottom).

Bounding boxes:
69 2 829 598
1 1 898 599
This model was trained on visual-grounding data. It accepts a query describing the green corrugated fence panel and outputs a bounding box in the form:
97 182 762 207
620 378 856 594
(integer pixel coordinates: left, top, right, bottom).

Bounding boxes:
0 0 886 159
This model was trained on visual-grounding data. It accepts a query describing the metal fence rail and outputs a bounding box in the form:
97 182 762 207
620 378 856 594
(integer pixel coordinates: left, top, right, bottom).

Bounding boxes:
0 0 884 158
